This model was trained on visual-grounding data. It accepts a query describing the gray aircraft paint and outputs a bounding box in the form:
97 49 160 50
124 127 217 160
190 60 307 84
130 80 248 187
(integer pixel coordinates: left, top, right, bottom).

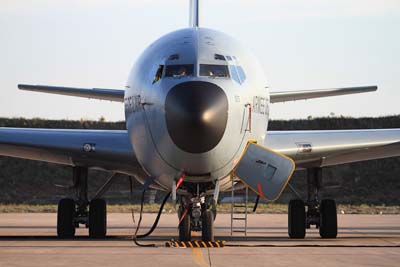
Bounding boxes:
0 0 399 196
124 27 268 188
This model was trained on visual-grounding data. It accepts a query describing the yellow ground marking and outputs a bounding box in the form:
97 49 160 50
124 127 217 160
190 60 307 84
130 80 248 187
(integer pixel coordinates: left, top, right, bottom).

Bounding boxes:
191 248 210 267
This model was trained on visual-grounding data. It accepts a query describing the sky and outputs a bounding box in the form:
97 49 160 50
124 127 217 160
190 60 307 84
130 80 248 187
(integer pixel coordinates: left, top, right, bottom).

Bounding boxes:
0 0 399 121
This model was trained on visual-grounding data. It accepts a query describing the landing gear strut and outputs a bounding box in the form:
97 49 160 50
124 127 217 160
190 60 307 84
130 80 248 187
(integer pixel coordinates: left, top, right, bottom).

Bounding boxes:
57 167 107 238
178 183 216 242
288 168 337 239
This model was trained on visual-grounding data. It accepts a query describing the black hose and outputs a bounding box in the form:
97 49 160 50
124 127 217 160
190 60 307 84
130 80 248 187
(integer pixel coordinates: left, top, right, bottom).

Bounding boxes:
253 195 260 213
132 190 171 247
128 176 135 225
137 191 171 238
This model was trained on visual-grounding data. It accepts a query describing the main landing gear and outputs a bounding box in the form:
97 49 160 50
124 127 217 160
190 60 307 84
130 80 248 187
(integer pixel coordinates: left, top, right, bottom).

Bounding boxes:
57 167 108 238
288 168 337 239
178 183 216 242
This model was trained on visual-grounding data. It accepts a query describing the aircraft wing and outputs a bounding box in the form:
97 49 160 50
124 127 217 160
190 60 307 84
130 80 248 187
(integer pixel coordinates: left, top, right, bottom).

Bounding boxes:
0 128 140 174
18 84 125 102
265 129 400 168
270 86 377 103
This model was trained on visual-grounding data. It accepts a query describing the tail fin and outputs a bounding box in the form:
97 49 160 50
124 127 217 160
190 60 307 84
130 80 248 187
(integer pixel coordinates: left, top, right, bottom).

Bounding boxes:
189 0 199 27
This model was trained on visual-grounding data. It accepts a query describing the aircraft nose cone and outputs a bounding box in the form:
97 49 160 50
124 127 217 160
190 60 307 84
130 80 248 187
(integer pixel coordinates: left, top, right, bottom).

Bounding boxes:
165 81 228 154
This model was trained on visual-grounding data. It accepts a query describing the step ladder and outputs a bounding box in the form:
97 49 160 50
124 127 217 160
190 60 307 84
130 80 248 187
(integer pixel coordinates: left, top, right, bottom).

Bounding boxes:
230 176 249 236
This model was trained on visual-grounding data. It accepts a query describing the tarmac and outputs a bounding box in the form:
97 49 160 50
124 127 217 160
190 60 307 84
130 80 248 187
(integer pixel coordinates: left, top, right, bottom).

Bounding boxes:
0 213 399 267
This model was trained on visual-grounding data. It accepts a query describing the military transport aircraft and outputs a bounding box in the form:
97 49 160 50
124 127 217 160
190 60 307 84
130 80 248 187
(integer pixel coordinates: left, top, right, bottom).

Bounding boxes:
1 0 399 241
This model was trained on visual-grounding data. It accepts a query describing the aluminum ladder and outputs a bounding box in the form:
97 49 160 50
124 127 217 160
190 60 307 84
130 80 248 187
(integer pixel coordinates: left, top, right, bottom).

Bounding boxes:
230 176 249 236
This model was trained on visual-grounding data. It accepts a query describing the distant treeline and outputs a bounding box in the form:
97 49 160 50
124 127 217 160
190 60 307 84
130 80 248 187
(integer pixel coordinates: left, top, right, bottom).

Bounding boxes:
0 116 399 205
1 115 400 130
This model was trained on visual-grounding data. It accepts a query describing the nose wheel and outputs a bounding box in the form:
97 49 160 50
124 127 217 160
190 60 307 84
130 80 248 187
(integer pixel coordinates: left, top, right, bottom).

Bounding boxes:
201 209 214 242
179 211 191 241
178 208 215 242
177 184 216 242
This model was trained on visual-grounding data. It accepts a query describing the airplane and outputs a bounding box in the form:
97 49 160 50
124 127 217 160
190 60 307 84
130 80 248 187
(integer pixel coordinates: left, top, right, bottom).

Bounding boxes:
1 0 399 241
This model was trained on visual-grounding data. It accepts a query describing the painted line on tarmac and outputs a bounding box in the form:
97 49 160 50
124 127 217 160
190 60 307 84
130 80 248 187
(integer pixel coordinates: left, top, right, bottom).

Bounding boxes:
191 248 210 267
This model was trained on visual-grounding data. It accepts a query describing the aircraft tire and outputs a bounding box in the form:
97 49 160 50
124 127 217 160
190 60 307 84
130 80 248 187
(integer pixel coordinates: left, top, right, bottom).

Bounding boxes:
89 198 107 238
179 212 191 241
57 198 76 238
288 199 306 239
319 199 337 238
202 209 214 242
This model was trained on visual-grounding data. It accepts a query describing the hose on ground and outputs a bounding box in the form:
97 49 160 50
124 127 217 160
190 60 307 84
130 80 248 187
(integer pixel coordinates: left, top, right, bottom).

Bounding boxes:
132 189 171 247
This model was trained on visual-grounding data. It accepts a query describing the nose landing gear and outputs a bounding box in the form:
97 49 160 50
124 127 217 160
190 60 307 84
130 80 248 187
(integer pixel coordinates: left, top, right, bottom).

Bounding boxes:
201 209 214 242
179 211 191 241
178 183 216 242
178 205 215 242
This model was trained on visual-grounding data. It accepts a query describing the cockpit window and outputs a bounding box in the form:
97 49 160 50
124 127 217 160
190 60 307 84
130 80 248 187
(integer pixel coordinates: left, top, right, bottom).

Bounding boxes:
229 65 240 84
200 64 230 78
236 66 246 82
228 65 247 84
214 54 226 61
165 64 194 77
153 65 164 84
168 54 179 61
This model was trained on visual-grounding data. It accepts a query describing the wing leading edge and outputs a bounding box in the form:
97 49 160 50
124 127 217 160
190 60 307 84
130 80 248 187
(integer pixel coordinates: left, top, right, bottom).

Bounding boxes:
270 86 377 103
0 128 140 174
265 129 400 168
18 84 125 102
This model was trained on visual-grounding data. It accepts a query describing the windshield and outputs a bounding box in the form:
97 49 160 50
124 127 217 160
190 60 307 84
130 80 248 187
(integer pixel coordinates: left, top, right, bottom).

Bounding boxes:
165 64 194 77
200 64 230 78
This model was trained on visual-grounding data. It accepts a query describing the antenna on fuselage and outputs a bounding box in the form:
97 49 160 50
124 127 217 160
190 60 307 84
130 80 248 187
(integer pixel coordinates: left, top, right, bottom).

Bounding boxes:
189 0 199 27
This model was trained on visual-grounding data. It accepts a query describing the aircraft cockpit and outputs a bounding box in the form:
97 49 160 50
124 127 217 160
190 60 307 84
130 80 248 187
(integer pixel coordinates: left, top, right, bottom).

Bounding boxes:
165 64 194 78
199 64 230 78
151 53 247 84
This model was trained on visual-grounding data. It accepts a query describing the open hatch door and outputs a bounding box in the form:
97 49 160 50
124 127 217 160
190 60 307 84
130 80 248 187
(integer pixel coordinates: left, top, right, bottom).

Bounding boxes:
233 143 296 202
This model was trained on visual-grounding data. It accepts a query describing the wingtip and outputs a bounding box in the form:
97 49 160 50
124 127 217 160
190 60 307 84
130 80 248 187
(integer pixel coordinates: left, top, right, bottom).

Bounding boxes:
361 85 378 92
17 84 29 90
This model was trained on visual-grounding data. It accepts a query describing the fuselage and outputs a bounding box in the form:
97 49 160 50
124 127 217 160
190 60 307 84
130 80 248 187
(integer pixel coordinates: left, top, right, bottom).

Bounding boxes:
124 27 269 191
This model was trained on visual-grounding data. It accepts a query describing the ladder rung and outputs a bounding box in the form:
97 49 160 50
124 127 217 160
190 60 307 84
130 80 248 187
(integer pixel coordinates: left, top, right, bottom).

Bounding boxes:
231 177 249 236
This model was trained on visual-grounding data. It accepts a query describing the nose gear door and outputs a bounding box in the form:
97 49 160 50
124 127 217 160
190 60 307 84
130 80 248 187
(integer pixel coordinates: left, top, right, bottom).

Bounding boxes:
233 142 295 201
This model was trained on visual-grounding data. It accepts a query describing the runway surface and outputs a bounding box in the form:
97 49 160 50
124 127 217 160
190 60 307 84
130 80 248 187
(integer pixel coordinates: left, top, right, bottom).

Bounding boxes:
0 213 399 266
